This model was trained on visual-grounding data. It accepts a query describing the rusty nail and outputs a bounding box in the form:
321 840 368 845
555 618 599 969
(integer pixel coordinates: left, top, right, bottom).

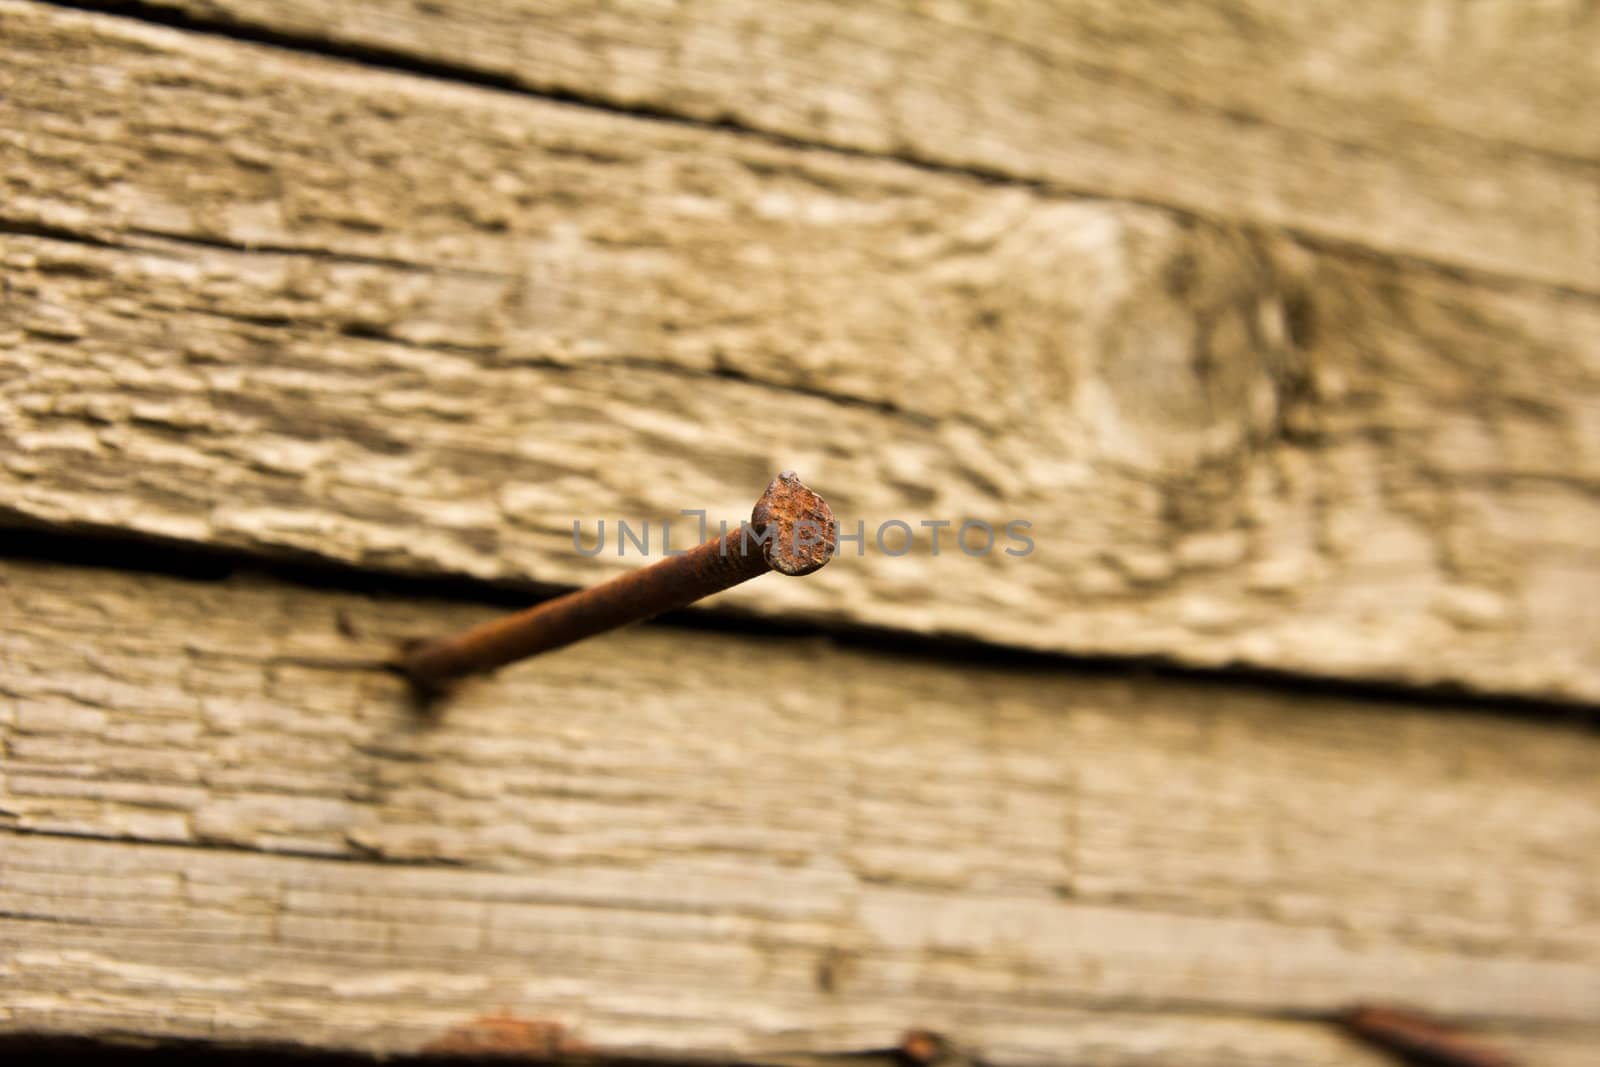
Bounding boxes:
898 1030 949 1067
422 1015 582 1057
1340 1004 1516 1067
397 471 835 690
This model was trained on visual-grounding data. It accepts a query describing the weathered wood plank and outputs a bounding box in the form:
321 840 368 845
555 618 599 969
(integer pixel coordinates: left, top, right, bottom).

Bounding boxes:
1 556 1598 1053
5 837 1600 1067
147 0 1600 291
4 3 1600 699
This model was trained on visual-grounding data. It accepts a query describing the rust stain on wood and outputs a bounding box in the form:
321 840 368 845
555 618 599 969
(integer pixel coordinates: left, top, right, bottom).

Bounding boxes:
422 1015 584 1058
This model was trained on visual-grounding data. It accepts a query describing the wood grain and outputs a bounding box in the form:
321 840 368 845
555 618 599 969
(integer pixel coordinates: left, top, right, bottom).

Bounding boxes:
5 5 1597 1063
146 0 1600 291
4 4 1600 699
6 838 1600 1067
1 556 1598 1062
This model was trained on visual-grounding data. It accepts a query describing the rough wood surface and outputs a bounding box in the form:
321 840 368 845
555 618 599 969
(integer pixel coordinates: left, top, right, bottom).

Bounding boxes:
1 557 1598 1063
148 0 1600 292
5 4 1600 700
7 839 1600 1067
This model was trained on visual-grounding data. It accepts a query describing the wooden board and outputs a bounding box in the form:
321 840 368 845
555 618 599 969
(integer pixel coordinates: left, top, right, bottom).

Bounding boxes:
5 4 1598 1064
2 556 1599 1064
5 3 1600 701
141 0 1600 292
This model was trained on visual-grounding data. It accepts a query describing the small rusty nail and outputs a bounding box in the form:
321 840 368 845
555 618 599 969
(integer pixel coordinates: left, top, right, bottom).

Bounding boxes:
422 1015 581 1057
397 471 835 690
1340 1004 1517 1067
898 1030 948 1067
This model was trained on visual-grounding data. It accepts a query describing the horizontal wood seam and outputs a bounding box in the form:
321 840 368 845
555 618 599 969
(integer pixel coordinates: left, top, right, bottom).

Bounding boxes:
6 524 1598 719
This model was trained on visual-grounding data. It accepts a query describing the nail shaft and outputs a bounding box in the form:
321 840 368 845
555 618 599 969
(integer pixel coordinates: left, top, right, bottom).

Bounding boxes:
398 472 834 689
1340 1005 1515 1067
